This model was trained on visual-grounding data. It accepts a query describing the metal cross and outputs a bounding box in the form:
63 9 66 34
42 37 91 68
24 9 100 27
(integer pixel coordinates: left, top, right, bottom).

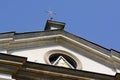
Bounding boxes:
47 11 56 20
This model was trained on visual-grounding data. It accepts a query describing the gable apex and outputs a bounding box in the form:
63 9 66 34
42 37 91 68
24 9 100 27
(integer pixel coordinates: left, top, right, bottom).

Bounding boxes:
44 20 65 31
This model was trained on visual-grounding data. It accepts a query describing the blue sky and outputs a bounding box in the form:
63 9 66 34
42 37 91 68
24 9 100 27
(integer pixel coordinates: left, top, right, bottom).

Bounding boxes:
0 0 120 51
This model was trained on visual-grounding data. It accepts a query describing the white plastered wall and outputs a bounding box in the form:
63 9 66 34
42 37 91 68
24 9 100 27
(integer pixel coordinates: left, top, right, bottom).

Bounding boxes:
11 44 116 75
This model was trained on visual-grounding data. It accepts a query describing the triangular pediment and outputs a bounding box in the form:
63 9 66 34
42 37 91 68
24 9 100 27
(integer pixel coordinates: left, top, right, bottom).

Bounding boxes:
0 30 120 61
0 29 120 76
0 20 120 79
0 30 120 62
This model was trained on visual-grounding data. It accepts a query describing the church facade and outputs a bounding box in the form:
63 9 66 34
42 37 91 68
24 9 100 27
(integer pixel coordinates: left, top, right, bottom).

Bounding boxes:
0 20 120 80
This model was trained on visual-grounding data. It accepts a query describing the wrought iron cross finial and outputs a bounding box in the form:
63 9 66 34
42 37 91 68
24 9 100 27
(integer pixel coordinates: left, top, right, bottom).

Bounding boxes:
47 11 56 20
